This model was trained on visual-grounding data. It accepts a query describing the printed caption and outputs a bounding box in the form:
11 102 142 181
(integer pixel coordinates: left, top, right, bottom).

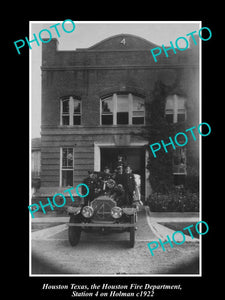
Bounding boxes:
42 283 182 297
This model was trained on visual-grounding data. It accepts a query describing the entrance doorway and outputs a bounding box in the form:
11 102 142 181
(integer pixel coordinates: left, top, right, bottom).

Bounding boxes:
100 147 145 198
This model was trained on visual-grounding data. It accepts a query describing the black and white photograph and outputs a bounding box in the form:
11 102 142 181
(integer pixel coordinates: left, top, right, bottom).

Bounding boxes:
5 10 219 298
29 21 204 278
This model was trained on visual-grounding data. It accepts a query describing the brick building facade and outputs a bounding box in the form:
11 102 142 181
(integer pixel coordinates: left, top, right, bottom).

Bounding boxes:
34 33 199 202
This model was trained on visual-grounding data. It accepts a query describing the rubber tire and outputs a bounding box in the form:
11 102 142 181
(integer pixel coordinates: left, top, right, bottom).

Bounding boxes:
68 215 81 246
129 215 135 248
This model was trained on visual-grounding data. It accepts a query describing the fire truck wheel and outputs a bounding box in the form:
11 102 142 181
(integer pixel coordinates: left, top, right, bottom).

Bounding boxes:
68 215 81 246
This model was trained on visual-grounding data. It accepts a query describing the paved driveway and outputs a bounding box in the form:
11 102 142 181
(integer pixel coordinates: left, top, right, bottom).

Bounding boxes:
31 207 200 275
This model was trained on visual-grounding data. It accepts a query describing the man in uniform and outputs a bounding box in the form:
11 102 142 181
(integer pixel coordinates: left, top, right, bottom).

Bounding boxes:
101 166 112 180
123 165 136 206
115 165 125 186
113 154 127 173
83 171 96 204
98 166 113 193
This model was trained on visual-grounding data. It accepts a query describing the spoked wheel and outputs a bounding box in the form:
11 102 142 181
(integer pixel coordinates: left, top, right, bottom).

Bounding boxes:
68 215 81 246
129 214 135 248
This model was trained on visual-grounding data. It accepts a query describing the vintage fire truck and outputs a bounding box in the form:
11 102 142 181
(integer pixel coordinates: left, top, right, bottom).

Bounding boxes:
66 172 141 248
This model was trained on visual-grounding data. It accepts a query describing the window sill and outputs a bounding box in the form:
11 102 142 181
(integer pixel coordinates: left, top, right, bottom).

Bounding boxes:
58 124 146 128
173 173 187 175
59 125 83 128
99 124 145 127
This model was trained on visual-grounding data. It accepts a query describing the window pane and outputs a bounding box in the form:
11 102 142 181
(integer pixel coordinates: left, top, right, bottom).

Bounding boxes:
62 149 67 166
62 170 73 186
102 97 113 113
173 164 186 174
177 113 186 122
174 174 186 185
62 99 69 113
173 149 186 174
165 114 174 124
73 99 81 114
133 96 144 111
67 148 73 167
133 111 144 117
165 98 174 110
132 117 144 124
62 148 73 168
102 114 113 125
62 115 69 125
117 95 129 112
177 98 185 109
117 112 128 124
73 115 81 125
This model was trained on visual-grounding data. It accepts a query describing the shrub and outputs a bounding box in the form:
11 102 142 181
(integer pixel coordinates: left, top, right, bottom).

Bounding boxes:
148 187 199 212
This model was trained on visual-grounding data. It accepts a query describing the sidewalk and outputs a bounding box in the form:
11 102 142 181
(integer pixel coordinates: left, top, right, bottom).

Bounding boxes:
145 207 200 242
31 208 157 242
31 208 200 223
31 216 69 223
149 211 200 223
31 207 200 243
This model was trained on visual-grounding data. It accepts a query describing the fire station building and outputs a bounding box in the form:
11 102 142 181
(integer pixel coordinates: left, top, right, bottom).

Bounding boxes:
35 33 199 202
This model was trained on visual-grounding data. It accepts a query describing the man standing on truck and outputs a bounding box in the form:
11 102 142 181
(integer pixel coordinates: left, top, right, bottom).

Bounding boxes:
113 154 127 173
123 165 136 206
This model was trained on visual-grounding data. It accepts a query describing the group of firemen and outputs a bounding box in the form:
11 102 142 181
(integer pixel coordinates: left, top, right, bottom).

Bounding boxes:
82 155 140 206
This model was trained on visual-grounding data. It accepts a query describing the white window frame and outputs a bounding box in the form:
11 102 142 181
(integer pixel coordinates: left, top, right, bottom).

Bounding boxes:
165 94 186 124
60 96 81 126
100 93 145 125
60 147 74 187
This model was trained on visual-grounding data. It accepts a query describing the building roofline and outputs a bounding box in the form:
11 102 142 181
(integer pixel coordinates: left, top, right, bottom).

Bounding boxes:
76 33 161 51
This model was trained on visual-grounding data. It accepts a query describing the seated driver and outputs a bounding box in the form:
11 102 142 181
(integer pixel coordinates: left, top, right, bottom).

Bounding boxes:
100 166 113 193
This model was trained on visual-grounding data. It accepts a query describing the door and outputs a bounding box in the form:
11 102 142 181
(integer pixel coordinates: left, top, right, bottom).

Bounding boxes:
100 147 145 198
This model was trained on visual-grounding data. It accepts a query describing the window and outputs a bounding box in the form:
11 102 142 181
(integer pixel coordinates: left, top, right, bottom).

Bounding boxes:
61 148 74 187
61 96 81 125
117 94 129 124
100 93 145 125
173 148 187 185
173 148 187 175
31 150 41 177
132 95 145 124
101 96 114 125
165 95 186 124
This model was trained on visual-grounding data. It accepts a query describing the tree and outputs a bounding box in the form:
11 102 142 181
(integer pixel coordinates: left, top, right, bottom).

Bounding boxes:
142 80 198 193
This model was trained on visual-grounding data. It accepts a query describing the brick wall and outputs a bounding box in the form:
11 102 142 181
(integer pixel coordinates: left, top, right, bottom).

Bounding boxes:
39 34 199 195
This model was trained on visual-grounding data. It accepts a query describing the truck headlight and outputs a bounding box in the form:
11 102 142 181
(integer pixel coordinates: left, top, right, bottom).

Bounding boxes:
111 206 123 219
82 206 94 218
